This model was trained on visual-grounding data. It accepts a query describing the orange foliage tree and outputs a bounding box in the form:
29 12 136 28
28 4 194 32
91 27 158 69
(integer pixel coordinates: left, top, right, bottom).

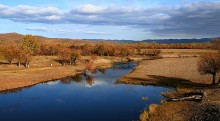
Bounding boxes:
2 44 17 64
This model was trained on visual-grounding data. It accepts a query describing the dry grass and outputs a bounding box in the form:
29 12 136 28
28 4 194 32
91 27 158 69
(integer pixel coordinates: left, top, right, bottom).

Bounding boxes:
118 57 218 87
0 65 84 91
160 49 218 58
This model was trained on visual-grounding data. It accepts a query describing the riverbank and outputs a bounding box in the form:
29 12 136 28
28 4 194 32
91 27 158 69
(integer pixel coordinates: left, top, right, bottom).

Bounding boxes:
0 56 127 92
117 57 220 121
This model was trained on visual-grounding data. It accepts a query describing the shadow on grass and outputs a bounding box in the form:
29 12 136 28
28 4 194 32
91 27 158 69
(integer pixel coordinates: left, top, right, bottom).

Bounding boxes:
117 75 220 89
52 59 64 65
0 62 10 65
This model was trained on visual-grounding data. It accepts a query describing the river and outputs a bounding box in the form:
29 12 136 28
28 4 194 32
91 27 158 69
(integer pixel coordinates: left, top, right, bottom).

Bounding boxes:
0 62 170 121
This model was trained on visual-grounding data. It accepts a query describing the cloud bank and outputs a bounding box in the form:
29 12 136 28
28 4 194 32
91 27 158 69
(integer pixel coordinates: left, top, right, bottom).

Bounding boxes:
26 27 111 35
1 2 220 38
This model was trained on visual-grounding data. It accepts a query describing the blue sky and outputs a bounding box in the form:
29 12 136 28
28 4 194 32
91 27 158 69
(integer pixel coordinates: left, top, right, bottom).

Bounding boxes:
0 0 219 40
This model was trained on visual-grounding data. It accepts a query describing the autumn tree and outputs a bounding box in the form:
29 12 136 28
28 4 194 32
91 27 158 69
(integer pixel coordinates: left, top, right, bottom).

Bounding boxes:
70 50 81 65
136 44 142 55
57 47 71 66
94 44 105 56
21 35 39 55
119 45 131 57
197 53 220 84
211 39 220 50
15 47 23 68
39 43 60 56
81 44 94 56
21 49 33 68
20 35 39 68
2 44 17 64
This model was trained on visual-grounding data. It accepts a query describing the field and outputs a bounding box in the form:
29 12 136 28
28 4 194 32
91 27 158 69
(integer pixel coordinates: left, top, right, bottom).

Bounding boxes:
117 57 214 86
160 49 217 58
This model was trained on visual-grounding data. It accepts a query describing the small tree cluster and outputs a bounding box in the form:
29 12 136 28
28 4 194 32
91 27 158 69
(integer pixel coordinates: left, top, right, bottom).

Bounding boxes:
39 43 59 55
2 35 39 68
57 47 81 66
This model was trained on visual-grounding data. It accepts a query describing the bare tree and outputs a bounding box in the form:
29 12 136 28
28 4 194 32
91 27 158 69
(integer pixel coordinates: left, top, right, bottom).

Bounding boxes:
197 53 220 84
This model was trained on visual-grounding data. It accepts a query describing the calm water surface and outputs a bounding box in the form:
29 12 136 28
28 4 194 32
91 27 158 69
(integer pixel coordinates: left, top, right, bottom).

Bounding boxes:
0 63 170 121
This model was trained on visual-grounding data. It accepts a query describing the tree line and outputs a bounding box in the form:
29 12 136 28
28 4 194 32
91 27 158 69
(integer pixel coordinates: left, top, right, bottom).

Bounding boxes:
0 35 137 67
0 35 220 76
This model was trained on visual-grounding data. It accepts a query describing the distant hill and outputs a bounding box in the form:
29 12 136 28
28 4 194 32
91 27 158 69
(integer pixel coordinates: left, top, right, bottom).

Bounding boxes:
83 39 134 43
0 33 94 45
0 32 217 45
0 32 24 44
83 38 215 43
141 38 213 44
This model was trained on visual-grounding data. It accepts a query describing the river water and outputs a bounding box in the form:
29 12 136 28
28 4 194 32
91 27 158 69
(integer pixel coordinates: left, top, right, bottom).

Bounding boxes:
0 63 170 121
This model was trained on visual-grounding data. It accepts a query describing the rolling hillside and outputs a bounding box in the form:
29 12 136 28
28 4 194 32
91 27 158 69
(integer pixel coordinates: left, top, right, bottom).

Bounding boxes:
0 32 94 45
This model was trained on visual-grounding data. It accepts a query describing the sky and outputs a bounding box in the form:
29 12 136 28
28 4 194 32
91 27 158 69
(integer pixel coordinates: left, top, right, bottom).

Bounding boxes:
0 0 219 40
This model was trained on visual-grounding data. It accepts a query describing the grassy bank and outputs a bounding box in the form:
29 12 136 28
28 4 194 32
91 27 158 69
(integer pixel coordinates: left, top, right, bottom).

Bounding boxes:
0 56 125 92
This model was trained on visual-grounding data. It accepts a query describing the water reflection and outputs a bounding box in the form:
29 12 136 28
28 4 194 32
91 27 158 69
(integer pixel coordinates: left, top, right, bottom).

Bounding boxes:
60 68 107 87
60 75 83 84
59 62 138 87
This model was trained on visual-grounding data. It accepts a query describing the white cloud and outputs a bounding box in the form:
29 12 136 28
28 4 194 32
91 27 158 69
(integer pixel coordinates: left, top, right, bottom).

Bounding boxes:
26 27 50 31
75 4 104 14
